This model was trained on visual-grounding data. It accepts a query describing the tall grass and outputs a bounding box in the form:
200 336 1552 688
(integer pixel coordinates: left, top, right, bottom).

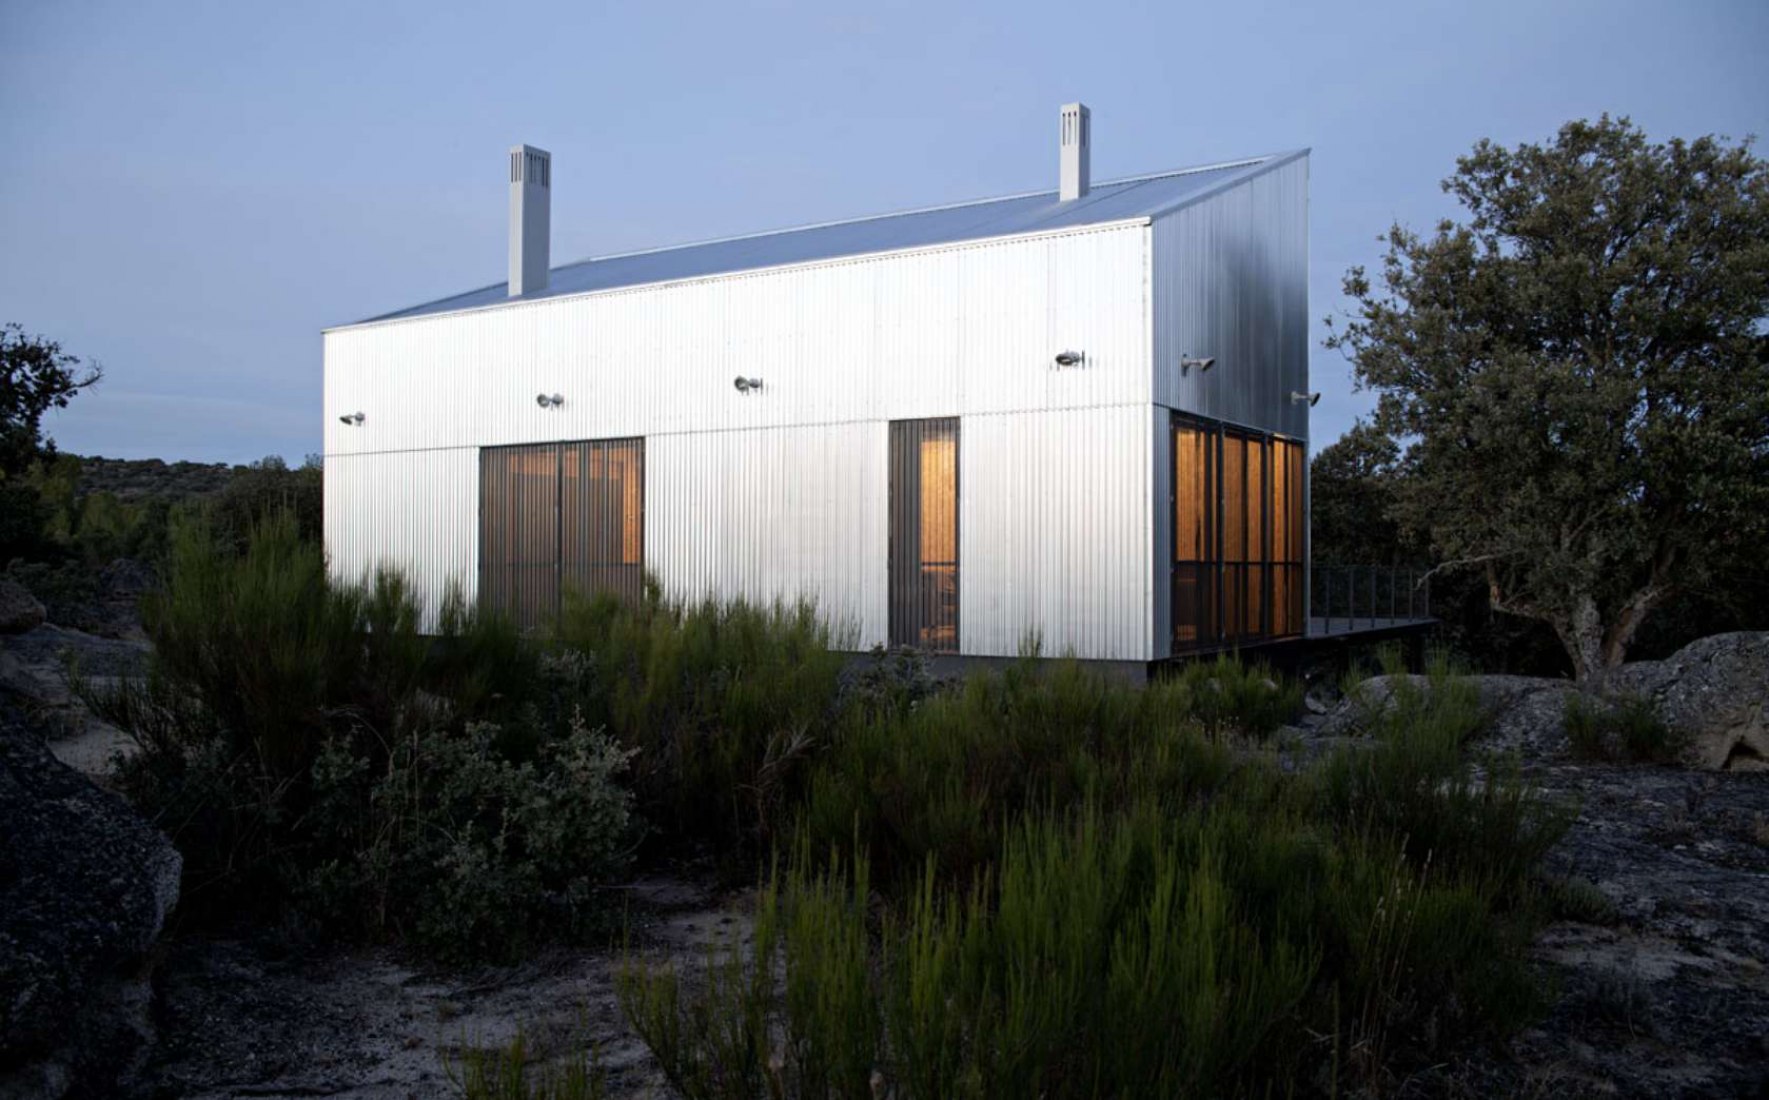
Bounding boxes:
553 589 851 854
1563 692 1684 763
83 510 635 954
799 657 1242 888
1317 652 1572 892
445 1026 608 1100
621 653 1569 1097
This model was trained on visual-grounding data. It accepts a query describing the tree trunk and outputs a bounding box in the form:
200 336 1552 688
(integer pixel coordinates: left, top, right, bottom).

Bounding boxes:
1561 594 1607 683
1550 583 1668 682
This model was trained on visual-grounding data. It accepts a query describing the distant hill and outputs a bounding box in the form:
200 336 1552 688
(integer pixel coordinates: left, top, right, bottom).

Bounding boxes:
68 455 241 502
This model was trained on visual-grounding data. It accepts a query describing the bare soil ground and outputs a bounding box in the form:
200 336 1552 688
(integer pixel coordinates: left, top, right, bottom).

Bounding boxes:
135 873 749 1099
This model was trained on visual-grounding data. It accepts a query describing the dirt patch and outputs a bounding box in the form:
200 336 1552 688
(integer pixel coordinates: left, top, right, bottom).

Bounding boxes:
136 873 747 1099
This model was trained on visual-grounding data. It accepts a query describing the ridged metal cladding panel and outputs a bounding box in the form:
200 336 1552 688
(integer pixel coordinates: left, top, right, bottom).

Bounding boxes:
959 405 1153 661
645 421 887 649
1151 153 1309 440
321 223 1150 460
1150 404 1174 659
323 448 478 631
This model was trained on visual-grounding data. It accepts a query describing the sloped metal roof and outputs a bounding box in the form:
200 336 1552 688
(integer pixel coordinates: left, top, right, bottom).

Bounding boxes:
348 150 1303 328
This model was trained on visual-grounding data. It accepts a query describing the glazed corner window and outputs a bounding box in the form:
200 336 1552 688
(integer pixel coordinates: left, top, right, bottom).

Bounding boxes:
480 438 644 631
1171 415 1303 650
889 418 959 652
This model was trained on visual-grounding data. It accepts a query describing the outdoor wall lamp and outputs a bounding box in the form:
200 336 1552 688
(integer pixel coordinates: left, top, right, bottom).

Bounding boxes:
338 411 366 426
1053 350 1085 368
1291 390 1322 407
1180 356 1216 377
733 376 764 394
535 393 564 408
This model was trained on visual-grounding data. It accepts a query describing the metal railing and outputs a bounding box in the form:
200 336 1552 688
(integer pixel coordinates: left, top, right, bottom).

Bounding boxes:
1310 564 1432 635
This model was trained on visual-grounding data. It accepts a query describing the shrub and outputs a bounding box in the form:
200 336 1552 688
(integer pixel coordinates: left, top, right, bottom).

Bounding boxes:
553 589 850 855
445 1025 609 1100
1563 692 1684 764
623 657 1566 1097
623 778 1554 1098
1315 658 1571 892
83 510 636 956
798 657 1239 888
303 709 637 959
1167 653 1302 741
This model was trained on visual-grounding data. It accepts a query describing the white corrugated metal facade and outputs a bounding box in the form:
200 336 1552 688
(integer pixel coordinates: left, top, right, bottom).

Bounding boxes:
323 154 1308 663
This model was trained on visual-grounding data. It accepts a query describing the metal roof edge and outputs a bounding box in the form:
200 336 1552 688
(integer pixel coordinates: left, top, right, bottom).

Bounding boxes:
323 215 1155 335
337 155 1278 330
1141 148 1311 223
548 155 1273 271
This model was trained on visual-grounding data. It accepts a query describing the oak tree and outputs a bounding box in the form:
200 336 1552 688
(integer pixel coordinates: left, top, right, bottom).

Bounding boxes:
1327 118 1769 680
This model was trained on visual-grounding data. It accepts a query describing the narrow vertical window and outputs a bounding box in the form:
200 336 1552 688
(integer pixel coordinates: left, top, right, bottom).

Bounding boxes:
890 418 959 651
1172 420 1215 647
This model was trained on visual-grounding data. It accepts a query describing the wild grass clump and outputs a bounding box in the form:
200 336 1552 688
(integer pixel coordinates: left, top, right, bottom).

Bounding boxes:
623 649 1569 1097
1563 692 1684 764
798 657 1239 887
85 511 637 956
553 589 850 854
445 1026 609 1100
1316 656 1570 892
625 781 1556 1097
1168 652 1303 740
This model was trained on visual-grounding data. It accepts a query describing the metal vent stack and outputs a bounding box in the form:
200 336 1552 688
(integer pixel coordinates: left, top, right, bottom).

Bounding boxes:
1059 103 1090 201
509 144 551 297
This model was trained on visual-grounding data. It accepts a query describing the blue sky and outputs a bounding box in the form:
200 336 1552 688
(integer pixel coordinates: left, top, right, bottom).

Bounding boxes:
3 0 1764 465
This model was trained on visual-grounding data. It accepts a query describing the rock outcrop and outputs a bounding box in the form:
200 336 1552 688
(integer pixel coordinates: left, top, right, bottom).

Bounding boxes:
0 702 181 1098
1318 671 1583 758
1321 632 1769 770
0 578 46 635
1608 632 1769 771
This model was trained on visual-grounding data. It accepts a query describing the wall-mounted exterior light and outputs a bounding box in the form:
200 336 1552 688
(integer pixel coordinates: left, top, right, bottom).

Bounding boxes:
1053 350 1085 368
338 411 366 426
733 376 763 394
536 393 564 408
1180 356 1215 377
1290 390 1322 407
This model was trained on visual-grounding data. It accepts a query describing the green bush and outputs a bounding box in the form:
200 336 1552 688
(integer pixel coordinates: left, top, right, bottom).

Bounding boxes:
1316 657 1570 892
303 710 636 959
84 511 636 956
1563 692 1683 764
623 653 1566 1097
553 589 851 855
1168 652 1302 740
624 771 1555 1098
445 1025 609 1100
799 657 1239 888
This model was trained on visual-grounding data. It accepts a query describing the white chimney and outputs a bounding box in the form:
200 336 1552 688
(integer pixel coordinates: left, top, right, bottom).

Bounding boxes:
509 144 551 297
1059 103 1090 202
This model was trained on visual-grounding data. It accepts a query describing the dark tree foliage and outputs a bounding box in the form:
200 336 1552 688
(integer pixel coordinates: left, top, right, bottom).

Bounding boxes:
1327 118 1769 680
2 325 100 558
1 323 100 480
1307 421 1408 568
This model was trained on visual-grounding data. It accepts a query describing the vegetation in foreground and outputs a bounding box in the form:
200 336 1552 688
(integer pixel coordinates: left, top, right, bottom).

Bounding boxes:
80 512 1571 1096
620 657 1569 1098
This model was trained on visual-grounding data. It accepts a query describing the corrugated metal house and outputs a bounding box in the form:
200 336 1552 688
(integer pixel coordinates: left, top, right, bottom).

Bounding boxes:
323 104 1312 666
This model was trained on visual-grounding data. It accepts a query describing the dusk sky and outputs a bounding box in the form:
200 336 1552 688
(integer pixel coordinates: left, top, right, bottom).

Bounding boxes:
3 0 1764 466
